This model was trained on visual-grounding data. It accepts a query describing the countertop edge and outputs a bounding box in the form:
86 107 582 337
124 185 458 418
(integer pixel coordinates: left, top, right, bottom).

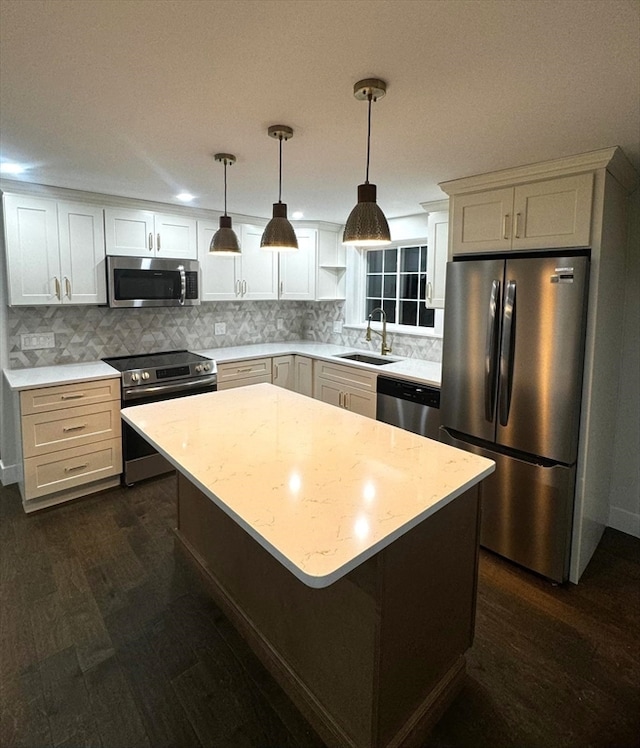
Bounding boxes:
4 362 121 391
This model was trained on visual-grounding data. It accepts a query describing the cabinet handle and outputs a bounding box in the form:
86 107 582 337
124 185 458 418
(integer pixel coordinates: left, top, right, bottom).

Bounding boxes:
65 463 88 473
148 233 153 251
343 392 349 410
338 391 343 407
503 214 511 240
64 277 71 299
235 280 240 296
515 212 522 239
426 281 433 303
242 280 247 295
54 277 61 300
157 233 161 251
280 281 284 295
60 393 85 400
63 423 87 432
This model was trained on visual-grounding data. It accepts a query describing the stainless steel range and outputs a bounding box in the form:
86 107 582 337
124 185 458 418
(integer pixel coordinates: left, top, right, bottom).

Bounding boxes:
103 350 217 485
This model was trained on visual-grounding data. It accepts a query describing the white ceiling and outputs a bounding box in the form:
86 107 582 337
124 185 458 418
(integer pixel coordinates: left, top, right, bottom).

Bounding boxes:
1 0 638 225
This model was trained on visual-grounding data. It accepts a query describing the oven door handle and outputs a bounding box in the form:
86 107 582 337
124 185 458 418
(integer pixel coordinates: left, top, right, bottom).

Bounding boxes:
123 375 218 401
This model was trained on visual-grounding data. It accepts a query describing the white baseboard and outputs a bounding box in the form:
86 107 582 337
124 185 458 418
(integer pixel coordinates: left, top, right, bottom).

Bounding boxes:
608 505 640 539
0 460 20 487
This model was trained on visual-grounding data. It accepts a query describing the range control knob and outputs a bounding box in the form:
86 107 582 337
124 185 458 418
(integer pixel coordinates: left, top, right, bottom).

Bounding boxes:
131 373 140 382
195 364 203 372
141 371 150 380
203 363 210 371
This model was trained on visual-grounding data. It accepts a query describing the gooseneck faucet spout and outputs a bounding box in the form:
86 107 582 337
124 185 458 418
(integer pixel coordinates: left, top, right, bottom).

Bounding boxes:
365 307 392 355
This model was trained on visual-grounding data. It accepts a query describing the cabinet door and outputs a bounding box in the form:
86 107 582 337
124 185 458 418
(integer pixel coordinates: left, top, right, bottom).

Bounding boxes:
57 202 107 304
279 229 316 300
314 377 343 408
272 355 296 390
512 173 593 250
345 388 376 419
316 229 346 300
425 210 448 309
197 220 241 300
450 188 513 255
104 207 155 256
3 194 62 305
154 213 197 259
240 225 278 300
294 356 313 397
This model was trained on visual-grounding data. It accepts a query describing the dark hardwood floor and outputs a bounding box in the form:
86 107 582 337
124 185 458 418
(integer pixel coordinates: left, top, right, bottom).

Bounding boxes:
1 475 638 748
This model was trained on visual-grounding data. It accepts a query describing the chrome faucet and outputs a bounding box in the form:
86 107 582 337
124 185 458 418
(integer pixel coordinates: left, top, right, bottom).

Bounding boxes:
365 307 392 355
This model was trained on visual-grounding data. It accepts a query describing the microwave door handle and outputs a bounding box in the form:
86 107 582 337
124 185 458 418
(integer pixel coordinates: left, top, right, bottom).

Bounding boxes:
484 279 501 422
178 265 186 305
498 280 516 426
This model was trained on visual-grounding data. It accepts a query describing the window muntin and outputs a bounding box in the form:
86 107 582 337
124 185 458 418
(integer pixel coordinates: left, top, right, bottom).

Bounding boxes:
365 245 435 329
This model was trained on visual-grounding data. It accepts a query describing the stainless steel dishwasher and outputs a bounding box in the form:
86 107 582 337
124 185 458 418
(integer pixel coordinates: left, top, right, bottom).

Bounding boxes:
376 375 441 439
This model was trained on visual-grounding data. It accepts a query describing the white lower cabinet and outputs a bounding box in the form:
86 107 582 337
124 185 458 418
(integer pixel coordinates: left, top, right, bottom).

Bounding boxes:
18 378 122 510
313 361 377 419
272 355 296 390
217 358 273 390
294 356 314 397
272 355 314 396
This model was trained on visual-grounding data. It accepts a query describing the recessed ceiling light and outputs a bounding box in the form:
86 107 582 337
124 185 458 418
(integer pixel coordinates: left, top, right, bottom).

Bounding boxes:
292 211 304 220
1 162 26 175
176 192 194 202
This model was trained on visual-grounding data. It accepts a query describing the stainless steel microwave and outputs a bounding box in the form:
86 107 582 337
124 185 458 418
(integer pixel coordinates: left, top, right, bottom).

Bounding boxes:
107 256 200 308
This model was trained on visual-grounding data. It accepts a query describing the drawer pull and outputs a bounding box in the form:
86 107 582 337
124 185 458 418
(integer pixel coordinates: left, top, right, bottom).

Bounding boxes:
65 463 88 473
63 423 88 432
60 393 85 400
237 367 254 373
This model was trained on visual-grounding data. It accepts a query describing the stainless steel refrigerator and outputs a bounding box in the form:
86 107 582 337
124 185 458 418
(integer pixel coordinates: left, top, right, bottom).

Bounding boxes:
440 253 589 583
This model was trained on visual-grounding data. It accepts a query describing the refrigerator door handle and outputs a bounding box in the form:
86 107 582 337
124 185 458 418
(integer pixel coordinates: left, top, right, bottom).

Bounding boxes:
499 280 517 426
484 279 501 422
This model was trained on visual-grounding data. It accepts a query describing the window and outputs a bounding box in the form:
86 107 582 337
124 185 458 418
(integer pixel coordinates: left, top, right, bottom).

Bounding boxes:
365 245 435 329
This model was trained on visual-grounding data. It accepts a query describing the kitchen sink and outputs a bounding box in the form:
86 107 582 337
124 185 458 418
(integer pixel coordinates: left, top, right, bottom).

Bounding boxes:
335 353 397 366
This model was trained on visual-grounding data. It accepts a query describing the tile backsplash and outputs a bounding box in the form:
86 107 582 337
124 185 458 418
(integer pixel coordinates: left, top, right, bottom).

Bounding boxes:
6 300 442 368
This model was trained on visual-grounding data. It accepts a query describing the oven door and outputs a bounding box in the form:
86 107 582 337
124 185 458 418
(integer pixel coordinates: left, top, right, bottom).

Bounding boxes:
121 377 217 485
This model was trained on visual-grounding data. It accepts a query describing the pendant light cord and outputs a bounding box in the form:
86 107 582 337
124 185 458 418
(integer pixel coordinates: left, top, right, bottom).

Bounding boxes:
365 92 373 185
278 135 283 204
223 159 228 216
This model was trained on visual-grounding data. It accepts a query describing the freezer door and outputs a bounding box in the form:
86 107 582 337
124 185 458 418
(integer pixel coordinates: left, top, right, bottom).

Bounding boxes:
440 258 504 442
496 255 589 463
440 428 575 583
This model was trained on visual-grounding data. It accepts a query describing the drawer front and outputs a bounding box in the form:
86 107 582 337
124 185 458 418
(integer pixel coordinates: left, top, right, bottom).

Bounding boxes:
21 378 120 415
218 374 272 391
22 400 121 457
314 361 377 392
23 437 122 500
217 358 272 385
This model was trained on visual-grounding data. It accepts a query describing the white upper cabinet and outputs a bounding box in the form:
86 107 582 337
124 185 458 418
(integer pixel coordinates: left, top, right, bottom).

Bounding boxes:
197 220 240 301
105 207 197 259
425 210 448 309
279 228 317 300
4 195 106 306
196 221 278 301
449 173 594 254
316 229 346 300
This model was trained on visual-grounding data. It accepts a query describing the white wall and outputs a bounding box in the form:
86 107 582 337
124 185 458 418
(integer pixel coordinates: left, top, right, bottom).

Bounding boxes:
608 189 640 537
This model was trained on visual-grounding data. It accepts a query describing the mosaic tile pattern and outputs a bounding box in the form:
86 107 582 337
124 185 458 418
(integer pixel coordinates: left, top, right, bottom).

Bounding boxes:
6 299 442 369
303 301 443 362
6 301 307 368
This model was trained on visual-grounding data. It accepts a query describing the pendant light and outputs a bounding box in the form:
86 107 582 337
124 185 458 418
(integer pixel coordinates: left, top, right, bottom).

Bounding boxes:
260 125 298 252
209 153 241 255
343 78 391 247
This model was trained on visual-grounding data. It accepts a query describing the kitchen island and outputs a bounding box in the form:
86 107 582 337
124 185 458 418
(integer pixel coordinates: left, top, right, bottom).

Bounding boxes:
121 384 494 748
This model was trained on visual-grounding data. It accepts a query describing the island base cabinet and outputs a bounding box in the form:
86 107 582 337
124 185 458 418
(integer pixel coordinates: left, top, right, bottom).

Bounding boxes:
175 473 480 748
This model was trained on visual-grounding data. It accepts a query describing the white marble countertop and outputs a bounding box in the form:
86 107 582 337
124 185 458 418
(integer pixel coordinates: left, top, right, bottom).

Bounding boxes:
121 384 493 588
4 361 120 390
196 341 442 387
3 341 441 391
